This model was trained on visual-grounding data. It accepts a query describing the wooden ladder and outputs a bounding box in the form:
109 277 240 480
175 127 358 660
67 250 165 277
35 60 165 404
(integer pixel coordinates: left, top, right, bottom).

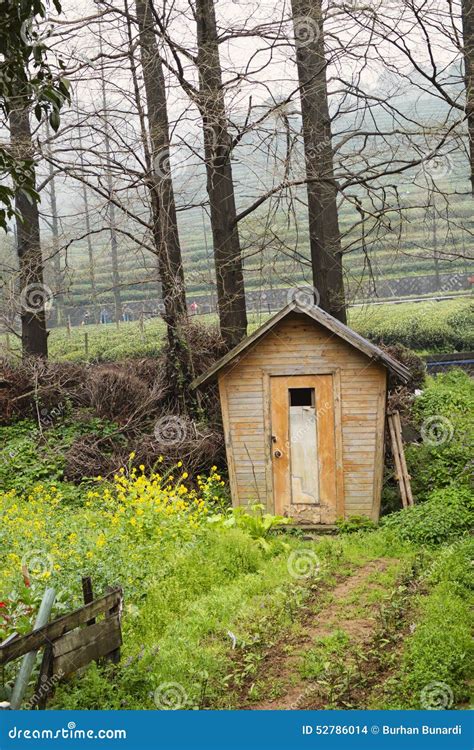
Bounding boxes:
387 410 414 509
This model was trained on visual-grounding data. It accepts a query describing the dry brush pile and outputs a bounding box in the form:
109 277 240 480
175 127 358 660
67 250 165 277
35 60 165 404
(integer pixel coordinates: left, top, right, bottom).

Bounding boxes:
0 321 228 481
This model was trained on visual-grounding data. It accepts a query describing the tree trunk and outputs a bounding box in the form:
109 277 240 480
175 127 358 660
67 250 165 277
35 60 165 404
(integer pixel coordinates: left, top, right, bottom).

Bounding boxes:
291 0 346 323
10 100 48 357
134 0 196 406
45 120 63 326
76 107 99 323
195 0 247 348
462 0 474 195
98 29 123 323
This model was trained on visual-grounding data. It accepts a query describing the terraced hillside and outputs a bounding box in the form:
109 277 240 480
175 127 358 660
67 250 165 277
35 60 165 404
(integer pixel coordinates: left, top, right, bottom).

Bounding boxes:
0 88 472 323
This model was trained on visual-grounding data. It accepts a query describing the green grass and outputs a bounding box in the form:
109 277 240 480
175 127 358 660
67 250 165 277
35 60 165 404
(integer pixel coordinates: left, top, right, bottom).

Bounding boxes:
379 537 474 709
1 298 472 362
0 350 472 711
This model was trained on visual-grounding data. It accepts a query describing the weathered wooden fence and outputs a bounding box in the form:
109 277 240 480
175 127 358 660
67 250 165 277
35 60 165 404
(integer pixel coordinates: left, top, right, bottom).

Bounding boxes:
0 583 123 709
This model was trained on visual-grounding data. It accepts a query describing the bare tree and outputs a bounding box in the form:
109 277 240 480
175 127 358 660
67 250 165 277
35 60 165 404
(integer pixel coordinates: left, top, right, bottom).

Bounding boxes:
44 120 64 326
195 0 248 347
77 117 99 323
462 0 474 193
98 21 123 323
133 0 199 399
291 0 346 321
10 99 48 356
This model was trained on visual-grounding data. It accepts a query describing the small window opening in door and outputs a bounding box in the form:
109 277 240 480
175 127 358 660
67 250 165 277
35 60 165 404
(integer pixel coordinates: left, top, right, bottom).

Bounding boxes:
289 387 314 407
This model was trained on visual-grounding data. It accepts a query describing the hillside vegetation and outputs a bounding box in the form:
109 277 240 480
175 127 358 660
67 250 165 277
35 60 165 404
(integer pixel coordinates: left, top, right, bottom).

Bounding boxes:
2 298 472 362
0 371 472 710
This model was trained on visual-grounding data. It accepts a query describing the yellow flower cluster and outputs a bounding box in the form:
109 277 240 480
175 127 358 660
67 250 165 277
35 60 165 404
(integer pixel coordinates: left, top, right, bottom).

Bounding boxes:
0 464 224 609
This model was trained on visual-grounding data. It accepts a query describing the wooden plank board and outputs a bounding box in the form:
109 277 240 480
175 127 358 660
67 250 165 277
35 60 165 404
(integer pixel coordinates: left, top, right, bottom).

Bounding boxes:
388 413 407 509
316 375 338 524
394 411 414 506
218 376 240 507
0 589 122 666
270 376 290 515
372 372 387 521
333 368 345 520
53 616 122 676
52 614 121 658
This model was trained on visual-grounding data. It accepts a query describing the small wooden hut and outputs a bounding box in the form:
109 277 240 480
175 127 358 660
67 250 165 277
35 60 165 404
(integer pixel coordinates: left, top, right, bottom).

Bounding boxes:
193 301 410 525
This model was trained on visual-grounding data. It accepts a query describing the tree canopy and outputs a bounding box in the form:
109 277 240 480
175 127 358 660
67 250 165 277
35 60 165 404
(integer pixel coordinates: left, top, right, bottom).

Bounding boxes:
0 0 70 229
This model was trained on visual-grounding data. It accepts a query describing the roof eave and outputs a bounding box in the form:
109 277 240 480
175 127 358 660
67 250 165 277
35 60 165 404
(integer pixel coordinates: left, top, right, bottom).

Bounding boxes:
191 302 412 388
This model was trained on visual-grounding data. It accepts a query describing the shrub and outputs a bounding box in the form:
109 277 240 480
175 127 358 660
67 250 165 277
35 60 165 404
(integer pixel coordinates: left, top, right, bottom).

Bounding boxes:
87 368 152 422
381 485 473 545
446 302 474 351
352 299 472 352
425 536 474 594
406 370 473 497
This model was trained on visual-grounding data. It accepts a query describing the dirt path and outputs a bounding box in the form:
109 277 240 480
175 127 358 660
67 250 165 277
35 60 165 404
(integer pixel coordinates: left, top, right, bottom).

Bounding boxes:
248 558 395 710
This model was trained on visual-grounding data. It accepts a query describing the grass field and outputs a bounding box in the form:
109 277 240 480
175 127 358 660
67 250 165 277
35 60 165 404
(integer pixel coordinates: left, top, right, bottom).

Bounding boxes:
2 297 472 361
0 373 472 710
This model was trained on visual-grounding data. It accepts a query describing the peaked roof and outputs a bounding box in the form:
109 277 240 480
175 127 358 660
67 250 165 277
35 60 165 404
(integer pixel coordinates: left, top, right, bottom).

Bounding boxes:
192 301 411 387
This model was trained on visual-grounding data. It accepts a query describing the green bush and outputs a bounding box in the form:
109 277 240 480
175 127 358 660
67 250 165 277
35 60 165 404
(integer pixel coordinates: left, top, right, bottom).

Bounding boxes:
381 485 473 545
406 370 473 497
425 536 474 594
0 417 117 493
446 303 474 351
352 299 473 353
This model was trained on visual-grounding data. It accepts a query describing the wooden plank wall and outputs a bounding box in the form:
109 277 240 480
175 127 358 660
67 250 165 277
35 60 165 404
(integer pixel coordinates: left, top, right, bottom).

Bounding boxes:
219 312 387 520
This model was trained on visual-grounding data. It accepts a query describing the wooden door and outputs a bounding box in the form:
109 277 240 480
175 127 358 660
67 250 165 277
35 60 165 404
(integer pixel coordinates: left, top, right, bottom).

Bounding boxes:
270 375 338 523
